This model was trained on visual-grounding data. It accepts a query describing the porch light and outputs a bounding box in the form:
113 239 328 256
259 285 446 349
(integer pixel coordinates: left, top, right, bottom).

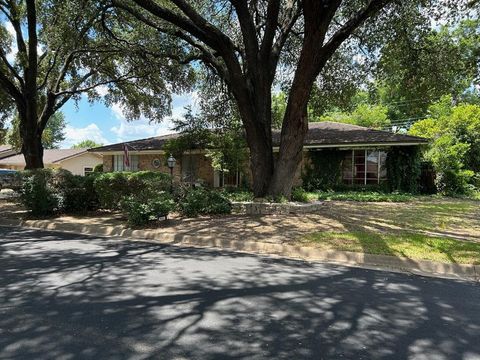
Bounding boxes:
167 154 176 192
167 154 176 169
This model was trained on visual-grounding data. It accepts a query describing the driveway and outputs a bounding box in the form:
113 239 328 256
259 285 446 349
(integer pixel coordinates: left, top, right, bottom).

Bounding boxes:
1 226 479 360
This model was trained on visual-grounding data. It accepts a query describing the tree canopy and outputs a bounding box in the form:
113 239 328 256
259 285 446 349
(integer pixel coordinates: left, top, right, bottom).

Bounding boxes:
7 112 66 150
409 96 480 194
71 140 104 149
0 0 194 168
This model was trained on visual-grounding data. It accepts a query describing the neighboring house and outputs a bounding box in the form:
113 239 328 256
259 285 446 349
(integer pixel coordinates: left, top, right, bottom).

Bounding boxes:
0 148 103 176
90 122 428 188
0 146 17 159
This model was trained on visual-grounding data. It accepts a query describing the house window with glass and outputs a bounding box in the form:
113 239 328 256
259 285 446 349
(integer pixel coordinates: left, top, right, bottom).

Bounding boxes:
113 154 139 172
342 149 387 185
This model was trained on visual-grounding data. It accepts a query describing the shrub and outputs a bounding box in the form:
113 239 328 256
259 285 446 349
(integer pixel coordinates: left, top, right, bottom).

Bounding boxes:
291 187 316 203
221 187 254 202
20 169 100 215
60 174 100 213
94 164 103 173
94 172 130 209
121 193 174 227
127 171 172 196
19 169 60 216
94 171 172 210
179 188 231 217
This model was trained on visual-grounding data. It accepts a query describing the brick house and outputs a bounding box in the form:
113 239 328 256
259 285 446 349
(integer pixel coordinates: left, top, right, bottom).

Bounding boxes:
90 121 428 188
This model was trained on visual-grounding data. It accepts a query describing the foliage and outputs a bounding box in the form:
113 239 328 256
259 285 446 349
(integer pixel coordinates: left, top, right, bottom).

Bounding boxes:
178 187 231 217
19 169 100 215
221 188 255 202
94 171 172 210
19 169 59 216
94 172 130 210
0 0 194 168
316 104 391 129
53 170 100 213
94 164 104 173
291 187 317 203
409 99 480 194
121 193 174 227
302 149 346 191
272 92 287 129
316 191 415 202
386 146 422 193
375 18 480 122
164 103 248 176
72 140 104 149
7 112 66 150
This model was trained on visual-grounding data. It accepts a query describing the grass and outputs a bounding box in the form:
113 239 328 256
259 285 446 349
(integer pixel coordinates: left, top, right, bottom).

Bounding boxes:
302 230 480 265
315 191 416 202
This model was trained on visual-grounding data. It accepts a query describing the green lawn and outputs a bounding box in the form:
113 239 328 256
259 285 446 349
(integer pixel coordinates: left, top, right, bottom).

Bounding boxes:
315 191 416 202
302 231 480 265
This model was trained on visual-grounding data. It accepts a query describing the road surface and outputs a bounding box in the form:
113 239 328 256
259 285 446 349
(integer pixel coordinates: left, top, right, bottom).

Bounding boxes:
0 226 479 359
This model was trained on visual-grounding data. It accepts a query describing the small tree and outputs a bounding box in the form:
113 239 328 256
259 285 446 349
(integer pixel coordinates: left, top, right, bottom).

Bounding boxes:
72 140 104 149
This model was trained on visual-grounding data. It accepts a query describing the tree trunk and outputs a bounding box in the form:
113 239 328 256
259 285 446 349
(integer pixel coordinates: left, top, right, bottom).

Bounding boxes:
22 133 44 169
19 109 44 169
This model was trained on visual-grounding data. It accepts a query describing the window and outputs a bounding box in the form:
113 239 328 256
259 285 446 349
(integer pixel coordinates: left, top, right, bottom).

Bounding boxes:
342 149 388 185
113 154 139 172
84 167 94 176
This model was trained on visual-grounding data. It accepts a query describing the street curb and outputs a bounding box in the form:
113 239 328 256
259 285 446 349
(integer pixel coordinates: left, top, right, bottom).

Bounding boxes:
1 217 478 282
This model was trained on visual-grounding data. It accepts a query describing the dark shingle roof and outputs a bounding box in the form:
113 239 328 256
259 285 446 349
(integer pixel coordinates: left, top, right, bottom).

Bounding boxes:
272 121 428 147
90 122 427 152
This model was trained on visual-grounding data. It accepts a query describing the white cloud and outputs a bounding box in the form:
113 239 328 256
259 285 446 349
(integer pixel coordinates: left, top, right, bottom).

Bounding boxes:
62 123 109 148
108 92 197 143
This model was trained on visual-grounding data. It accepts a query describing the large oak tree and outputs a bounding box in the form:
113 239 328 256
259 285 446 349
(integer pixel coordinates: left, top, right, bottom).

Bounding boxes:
108 0 417 196
0 0 193 168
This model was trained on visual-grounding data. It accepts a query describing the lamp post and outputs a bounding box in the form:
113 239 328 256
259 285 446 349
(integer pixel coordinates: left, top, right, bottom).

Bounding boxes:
167 154 176 192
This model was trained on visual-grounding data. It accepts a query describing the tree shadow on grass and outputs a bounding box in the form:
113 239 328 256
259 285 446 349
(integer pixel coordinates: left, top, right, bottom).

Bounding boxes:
1 226 479 359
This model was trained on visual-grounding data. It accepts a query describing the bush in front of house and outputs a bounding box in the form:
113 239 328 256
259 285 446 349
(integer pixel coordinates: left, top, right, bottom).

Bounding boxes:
19 169 60 216
20 169 100 215
120 193 175 227
178 187 232 217
94 171 172 210
93 172 130 209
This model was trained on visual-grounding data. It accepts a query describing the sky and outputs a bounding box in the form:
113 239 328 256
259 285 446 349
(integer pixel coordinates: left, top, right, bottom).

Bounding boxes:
60 92 197 148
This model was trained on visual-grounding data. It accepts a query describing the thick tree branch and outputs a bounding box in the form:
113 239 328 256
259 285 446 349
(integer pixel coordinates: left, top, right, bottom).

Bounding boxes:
322 0 393 61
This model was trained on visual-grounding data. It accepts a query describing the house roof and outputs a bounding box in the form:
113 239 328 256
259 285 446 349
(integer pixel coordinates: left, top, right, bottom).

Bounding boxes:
278 121 428 147
0 148 93 166
90 121 427 153
0 145 11 153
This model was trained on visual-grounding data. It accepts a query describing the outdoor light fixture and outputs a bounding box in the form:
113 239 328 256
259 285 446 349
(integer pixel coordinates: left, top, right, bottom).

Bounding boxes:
167 154 176 192
167 154 176 170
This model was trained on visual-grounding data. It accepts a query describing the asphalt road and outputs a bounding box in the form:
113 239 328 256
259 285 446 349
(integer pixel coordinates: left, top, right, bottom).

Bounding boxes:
1 226 479 360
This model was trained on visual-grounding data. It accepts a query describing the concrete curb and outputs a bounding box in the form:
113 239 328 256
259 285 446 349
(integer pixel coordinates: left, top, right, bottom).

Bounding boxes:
1 217 478 282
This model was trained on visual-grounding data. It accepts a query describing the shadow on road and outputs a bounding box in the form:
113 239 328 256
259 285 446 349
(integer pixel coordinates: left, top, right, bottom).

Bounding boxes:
1 226 479 359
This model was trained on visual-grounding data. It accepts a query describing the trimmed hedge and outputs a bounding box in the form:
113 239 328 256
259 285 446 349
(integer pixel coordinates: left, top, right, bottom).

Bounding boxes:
94 171 171 210
178 187 231 217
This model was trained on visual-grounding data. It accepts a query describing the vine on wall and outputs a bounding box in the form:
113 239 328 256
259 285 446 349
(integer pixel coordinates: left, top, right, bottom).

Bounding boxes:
302 149 346 191
386 146 422 193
